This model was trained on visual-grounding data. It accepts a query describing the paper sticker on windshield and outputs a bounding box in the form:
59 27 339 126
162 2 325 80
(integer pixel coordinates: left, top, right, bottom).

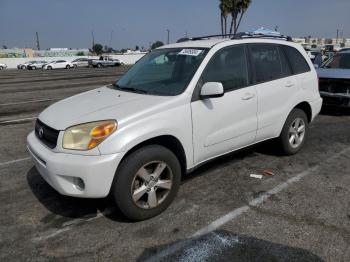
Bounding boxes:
178 49 203 56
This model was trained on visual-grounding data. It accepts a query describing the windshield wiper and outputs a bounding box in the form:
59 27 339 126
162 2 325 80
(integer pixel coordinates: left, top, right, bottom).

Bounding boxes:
112 83 148 94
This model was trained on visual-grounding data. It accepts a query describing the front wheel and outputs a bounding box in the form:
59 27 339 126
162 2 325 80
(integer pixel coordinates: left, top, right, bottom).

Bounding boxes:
112 145 181 220
66 65 70 69
0 66 3 70
279 109 308 155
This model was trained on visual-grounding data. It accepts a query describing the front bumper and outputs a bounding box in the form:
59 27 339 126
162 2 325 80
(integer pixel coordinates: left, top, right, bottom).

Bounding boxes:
320 91 350 107
27 131 123 198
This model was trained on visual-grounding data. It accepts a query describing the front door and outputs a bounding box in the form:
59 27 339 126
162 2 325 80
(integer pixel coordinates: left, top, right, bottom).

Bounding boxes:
191 45 258 164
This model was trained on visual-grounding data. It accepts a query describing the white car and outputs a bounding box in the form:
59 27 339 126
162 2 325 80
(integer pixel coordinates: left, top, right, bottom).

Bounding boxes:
43 60 74 70
0 62 7 70
27 35 322 220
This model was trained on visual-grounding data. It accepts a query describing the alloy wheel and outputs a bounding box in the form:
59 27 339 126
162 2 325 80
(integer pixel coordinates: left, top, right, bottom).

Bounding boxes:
288 117 306 148
131 161 173 209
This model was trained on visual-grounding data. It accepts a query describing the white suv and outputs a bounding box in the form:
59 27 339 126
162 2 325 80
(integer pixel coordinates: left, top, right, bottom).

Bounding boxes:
27 36 322 220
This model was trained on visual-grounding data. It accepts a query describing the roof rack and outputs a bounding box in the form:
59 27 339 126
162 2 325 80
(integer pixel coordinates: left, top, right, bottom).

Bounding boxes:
176 31 292 43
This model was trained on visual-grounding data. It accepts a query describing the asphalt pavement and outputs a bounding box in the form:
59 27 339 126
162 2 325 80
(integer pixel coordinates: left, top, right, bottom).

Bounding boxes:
0 67 349 262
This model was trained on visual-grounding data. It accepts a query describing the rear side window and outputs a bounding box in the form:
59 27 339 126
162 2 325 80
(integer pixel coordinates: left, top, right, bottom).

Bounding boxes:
249 44 286 83
201 45 248 92
283 46 311 74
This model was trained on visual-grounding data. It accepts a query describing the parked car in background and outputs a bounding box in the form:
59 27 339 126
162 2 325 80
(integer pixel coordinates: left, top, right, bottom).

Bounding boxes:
89 56 123 68
17 61 36 70
27 35 322 220
72 58 90 68
317 49 350 107
0 62 7 70
27 61 48 70
43 60 74 70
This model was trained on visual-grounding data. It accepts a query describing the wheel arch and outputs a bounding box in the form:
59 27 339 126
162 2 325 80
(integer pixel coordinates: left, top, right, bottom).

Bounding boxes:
293 101 312 123
118 135 187 176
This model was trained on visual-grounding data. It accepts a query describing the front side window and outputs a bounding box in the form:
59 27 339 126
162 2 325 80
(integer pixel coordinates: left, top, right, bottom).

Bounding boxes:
200 45 248 92
249 44 284 83
322 53 350 69
115 48 208 96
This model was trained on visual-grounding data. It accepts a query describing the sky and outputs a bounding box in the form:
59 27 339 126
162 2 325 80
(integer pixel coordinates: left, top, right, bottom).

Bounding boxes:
0 0 350 50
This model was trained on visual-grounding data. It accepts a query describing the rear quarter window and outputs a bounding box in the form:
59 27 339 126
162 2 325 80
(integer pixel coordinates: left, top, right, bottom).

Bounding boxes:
283 46 311 74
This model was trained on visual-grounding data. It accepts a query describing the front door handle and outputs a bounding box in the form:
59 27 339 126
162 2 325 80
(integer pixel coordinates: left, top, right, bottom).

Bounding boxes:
241 93 255 100
285 82 294 87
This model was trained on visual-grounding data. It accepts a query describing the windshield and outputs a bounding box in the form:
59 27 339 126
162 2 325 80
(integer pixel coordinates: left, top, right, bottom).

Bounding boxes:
114 48 209 96
322 53 350 69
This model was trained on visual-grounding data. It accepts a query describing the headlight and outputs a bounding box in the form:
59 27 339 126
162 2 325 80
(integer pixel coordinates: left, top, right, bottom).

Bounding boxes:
63 120 117 150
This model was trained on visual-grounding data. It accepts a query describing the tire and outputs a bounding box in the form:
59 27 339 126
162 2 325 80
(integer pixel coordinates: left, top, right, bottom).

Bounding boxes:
0 66 3 70
47 66 52 70
279 108 308 155
74 64 78 69
97 63 102 68
66 65 70 69
31 66 36 70
112 145 181 220
21 65 26 70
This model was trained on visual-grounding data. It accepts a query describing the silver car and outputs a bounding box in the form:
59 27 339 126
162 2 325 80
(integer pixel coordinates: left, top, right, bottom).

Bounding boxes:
27 61 48 70
72 58 90 68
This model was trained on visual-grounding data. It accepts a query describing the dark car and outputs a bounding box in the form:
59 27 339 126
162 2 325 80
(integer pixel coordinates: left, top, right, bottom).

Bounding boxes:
317 50 350 107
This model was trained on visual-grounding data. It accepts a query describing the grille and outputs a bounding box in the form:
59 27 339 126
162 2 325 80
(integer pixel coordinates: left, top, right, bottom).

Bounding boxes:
319 78 350 94
35 119 60 149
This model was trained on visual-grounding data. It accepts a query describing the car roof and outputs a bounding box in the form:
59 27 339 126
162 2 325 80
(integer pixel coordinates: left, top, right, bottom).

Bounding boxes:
339 49 350 54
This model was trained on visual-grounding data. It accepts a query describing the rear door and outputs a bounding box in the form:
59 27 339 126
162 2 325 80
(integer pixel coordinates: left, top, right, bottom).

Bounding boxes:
248 44 297 141
191 45 258 164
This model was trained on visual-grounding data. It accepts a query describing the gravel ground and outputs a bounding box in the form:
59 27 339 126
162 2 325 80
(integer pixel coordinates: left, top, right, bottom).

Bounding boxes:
0 67 349 262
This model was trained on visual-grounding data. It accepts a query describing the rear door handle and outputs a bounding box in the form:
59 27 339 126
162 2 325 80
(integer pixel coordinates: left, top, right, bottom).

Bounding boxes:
241 93 255 100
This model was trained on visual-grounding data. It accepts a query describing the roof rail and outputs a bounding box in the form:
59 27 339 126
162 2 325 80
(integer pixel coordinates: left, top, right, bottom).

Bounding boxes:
176 31 292 43
176 34 232 43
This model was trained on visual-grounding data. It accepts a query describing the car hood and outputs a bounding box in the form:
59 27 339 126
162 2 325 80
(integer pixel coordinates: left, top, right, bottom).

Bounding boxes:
39 86 170 130
317 68 350 79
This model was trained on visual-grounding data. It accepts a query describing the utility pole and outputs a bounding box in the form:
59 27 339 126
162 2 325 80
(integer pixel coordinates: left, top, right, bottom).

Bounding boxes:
166 29 170 44
336 29 339 45
35 32 40 50
91 30 95 50
109 30 114 47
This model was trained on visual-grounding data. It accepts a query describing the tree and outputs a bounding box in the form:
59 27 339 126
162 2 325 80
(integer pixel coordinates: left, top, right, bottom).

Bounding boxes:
76 51 85 56
219 0 231 36
92 43 103 55
229 0 252 36
151 41 164 50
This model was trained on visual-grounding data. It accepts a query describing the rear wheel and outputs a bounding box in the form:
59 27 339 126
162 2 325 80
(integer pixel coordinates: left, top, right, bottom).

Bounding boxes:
31 66 37 70
47 66 52 70
0 66 3 70
66 64 70 69
97 63 102 68
279 109 308 155
21 65 26 69
112 145 181 220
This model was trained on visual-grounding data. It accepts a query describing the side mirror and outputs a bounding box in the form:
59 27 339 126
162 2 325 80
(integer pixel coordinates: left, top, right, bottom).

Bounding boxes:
200 82 224 99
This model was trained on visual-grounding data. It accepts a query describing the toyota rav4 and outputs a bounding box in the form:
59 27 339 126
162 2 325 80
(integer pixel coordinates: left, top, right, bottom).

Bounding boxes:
27 36 322 220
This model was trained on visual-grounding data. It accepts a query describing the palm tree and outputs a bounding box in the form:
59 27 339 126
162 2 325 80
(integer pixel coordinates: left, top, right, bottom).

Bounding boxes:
228 0 252 37
219 0 231 37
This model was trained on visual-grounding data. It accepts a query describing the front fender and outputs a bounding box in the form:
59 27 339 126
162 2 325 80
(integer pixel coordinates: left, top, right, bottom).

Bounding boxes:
97 103 194 168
